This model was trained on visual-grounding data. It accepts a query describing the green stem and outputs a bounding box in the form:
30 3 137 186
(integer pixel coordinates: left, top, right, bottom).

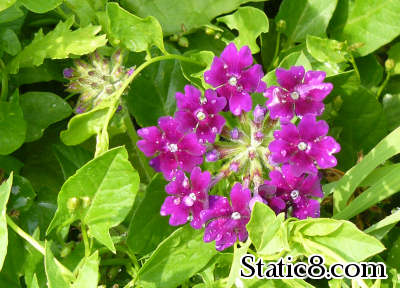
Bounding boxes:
0 59 8 102
123 108 153 183
377 71 391 101
55 7 79 28
6 215 71 274
81 222 91 257
94 53 204 156
349 53 361 81
270 31 281 70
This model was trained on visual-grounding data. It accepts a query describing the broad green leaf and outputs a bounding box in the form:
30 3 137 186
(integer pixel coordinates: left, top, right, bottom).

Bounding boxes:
23 229 45 288
0 0 16 12
226 239 251 288
334 164 400 220
306 35 348 63
333 86 387 170
121 0 267 36
365 209 400 240
44 242 72 288
263 51 312 86
64 0 98 26
276 0 338 44
9 17 107 73
20 0 62 13
20 92 72 142
360 163 400 187
53 144 92 180
331 127 400 212
30 274 39 288
0 2 24 24
137 225 217 288
356 54 384 87
388 42 400 75
107 2 165 54
291 218 385 265
331 0 400 56
72 251 99 288
180 50 213 89
126 45 188 127
0 229 25 286
10 61 64 86
0 155 23 174
246 202 284 255
60 108 108 146
383 93 400 132
0 173 13 271
217 7 268 54
0 28 20 55
387 237 400 271
127 174 176 255
47 147 140 252
0 99 26 155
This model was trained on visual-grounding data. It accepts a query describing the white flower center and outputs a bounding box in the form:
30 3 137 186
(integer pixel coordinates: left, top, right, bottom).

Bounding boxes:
200 97 207 104
297 141 308 151
182 178 189 188
187 215 193 221
174 198 181 205
167 143 178 153
290 190 299 200
189 192 196 201
228 76 238 86
231 211 241 220
290 91 300 100
196 111 206 121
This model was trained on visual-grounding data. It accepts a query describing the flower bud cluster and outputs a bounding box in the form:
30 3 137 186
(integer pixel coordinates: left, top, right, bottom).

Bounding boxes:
63 50 134 114
137 43 340 251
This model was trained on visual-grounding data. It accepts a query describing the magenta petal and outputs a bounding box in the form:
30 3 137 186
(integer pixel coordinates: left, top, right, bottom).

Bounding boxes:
175 111 197 133
274 122 299 142
268 197 286 213
165 170 187 195
159 152 178 179
288 152 317 176
176 151 203 172
268 139 294 163
160 196 189 226
175 85 202 111
239 65 266 93
276 66 305 90
190 203 205 229
137 140 157 157
295 99 325 117
300 174 323 198
229 91 252 115
158 116 183 142
200 196 231 223
293 199 320 219
179 133 205 155
298 115 328 140
230 183 251 213
203 90 227 114
204 57 228 87
237 45 253 69
303 70 326 85
190 167 211 192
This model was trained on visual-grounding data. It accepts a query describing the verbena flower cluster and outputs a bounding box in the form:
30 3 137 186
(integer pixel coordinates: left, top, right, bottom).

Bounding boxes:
137 43 340 251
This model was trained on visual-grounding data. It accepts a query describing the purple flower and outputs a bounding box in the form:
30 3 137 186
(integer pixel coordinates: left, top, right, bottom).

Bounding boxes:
175 85 226 143
265 66 333 121
260 167 323 219
137 116 206 180
204 43 266 116
200 183 251 251
253 104 267 124
63 68 74 79
161 167 211 229
268 115 340 176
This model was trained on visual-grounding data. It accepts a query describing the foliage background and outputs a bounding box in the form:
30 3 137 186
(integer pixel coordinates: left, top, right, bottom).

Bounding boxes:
0 0 400 287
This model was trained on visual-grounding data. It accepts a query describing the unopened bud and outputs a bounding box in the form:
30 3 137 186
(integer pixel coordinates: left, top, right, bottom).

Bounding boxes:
385 58 395 72
169 34 179 42
60 242 75 258
67 197 80 211
276 20 286 32
253 105 266 123
81 196 91 208
206 150 219 162
204 27 215 35
178 36 189 48
214 32 222 40
230 128 240 140
63 68 74 79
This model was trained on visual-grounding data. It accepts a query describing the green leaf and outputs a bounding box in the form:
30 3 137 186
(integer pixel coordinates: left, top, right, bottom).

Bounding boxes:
30 274 40 288
331 127 400 212
121 0 267 36
44 242 71 288
333 86 387 170
137 225 217 288
226 239 251 288
217 7 268 54
331 0 400 56
47 147 140 252
356 54 384 87
264 51 312 86
20 92 72 142
0 0 16 12
180 50 213 89
0 229 25 286
106 2 165 54
0 173 13 271
291 218 385 265
0 155 23 174
388 42 400 75
8 175 36 212
9 17 107 73
365 209 400 240
0 28 21 55
387 237 400 271
60 108 108 146
20 0 62 13
64 0 98 26
276 0 338 44
127 174 176 255
53 144 92 180
334 164 400 220
10 61 64 86
0 98 26 155
72 251 99 288
306 35 348 63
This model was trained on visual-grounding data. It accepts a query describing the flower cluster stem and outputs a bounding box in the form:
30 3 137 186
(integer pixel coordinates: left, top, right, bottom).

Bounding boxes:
81 222 91 257
0 59 8 102
377 71 391 101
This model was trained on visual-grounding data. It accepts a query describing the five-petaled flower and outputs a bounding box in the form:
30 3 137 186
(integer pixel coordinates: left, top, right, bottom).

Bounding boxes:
204 43 266 116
